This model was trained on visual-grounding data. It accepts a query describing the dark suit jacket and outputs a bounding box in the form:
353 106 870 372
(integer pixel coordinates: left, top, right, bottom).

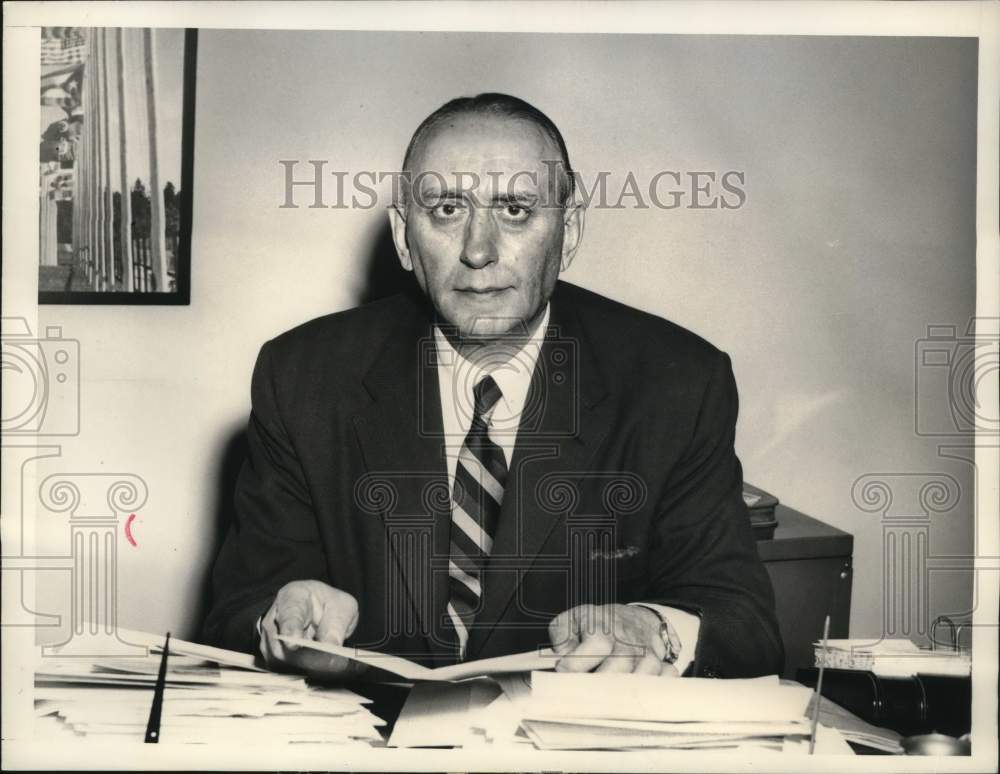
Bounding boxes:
203 281 784 677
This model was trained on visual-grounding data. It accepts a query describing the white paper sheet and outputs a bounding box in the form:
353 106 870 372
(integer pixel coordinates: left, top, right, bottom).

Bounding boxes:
387 679 502 747
783 724 855 755
520 718 796 750
523 717 811 735
527 672 810 723
276 635 558 681
107 626 265 672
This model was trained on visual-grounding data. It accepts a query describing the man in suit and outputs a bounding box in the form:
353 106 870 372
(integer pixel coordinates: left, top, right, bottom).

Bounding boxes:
204 93 783 679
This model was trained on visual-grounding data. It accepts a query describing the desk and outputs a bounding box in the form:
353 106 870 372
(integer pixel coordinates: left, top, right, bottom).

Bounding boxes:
756 505 854 679
19 677 904 764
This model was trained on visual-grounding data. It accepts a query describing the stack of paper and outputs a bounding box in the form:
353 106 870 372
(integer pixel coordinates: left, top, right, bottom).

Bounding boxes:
814 639 971 677
510 672 818 751
257 638 854 753
388 671 847 753
806 690 903 754
34 631 384 745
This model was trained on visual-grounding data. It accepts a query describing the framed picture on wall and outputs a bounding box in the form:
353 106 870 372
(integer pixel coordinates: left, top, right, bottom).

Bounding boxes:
38 27 197 305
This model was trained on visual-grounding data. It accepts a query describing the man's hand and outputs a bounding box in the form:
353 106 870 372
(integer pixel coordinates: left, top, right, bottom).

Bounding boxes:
548 603 680 676
258 580 363 677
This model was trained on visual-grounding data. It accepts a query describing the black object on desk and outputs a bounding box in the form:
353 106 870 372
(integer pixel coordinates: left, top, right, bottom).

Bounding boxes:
797 668 971 739
144 632 170 743
743 482 780 540
756 505 854 679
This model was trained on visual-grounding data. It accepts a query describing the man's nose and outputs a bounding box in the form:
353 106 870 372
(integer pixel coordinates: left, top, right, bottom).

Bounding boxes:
460 208 499 269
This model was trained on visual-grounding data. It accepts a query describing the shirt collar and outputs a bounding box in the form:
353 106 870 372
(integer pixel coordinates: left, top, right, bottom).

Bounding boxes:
433 304 550 427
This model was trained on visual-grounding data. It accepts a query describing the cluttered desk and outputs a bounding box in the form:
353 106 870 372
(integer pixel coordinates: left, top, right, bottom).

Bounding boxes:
25 488 972 763
34 625 960 762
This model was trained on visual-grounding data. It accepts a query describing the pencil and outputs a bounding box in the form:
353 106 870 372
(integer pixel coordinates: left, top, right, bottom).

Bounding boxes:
809 615 830 754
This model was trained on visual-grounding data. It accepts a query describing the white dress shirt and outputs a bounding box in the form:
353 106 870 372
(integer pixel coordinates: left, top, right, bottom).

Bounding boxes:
433 305 700 674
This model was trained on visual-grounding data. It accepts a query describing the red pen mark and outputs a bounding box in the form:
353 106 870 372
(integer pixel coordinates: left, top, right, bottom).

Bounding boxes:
125 514 138 547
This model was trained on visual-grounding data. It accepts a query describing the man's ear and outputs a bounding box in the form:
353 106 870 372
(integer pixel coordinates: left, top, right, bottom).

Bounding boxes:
560 202 585 271
388 204 413 272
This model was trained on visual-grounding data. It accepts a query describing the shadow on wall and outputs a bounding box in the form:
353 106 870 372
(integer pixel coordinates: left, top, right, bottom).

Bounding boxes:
195 218 419 642
192 423 248 641
356 217 419 304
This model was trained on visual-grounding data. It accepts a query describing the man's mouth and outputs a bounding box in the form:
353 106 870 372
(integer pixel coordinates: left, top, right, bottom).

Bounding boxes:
456 286 512 295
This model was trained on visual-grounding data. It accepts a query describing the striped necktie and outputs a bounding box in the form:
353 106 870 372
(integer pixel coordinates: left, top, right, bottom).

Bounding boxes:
446 374 507 659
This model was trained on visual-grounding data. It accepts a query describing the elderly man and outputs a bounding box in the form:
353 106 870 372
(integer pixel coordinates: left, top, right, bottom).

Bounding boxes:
204 93 783 679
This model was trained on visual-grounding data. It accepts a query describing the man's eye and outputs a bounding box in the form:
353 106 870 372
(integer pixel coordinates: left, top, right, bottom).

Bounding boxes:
431 203 464 219
501 204 530 222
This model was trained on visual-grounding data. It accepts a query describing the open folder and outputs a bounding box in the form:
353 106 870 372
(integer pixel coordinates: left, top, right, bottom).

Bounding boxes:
276 635 558 681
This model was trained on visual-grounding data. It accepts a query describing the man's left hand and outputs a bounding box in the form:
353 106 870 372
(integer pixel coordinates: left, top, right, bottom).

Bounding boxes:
548 603 679 676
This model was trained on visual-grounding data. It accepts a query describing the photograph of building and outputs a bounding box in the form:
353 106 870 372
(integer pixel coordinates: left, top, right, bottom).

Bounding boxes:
38 26 192 302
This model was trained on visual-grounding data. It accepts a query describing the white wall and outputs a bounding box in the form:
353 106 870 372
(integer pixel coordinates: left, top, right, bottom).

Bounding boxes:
37 31 977 643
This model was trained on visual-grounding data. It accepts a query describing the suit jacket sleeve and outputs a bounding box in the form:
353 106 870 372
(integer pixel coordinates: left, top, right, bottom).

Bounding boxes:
645 351 784 678
202 340 329 653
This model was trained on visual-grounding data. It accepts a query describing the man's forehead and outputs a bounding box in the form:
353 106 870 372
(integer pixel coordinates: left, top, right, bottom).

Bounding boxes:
410 114 560 183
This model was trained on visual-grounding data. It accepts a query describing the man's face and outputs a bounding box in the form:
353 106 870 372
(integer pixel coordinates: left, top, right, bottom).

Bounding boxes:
390 113 583 340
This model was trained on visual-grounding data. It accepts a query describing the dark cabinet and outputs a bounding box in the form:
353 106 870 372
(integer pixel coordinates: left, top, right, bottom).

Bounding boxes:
757 505 854 679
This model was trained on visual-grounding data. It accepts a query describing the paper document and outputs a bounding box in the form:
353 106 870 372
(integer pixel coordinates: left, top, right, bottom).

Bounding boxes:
527 672 811 723
76 625 267 672
35 629 384 745
471 673 536 746
388 679 502 747
520 718 802 750
387 671 827 752
783 724 855 755
518 673 820 752
276 635 558 681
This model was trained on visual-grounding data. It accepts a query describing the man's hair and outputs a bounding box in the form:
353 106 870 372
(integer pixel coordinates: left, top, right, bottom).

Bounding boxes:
400 92 575 206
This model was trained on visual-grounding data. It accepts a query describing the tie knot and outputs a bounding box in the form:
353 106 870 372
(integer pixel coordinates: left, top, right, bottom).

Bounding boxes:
473 374 503 420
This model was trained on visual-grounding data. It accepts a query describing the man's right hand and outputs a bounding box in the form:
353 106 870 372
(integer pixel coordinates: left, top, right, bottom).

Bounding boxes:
258 580 363 677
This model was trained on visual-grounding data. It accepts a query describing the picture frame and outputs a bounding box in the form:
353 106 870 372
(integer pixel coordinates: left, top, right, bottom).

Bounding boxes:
38 27 197 305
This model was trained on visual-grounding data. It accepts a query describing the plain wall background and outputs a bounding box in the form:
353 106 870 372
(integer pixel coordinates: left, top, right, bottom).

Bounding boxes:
36 31 978 647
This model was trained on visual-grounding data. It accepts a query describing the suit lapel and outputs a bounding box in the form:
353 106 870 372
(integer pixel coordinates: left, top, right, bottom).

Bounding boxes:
351 295 454 662
466 291 612 659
